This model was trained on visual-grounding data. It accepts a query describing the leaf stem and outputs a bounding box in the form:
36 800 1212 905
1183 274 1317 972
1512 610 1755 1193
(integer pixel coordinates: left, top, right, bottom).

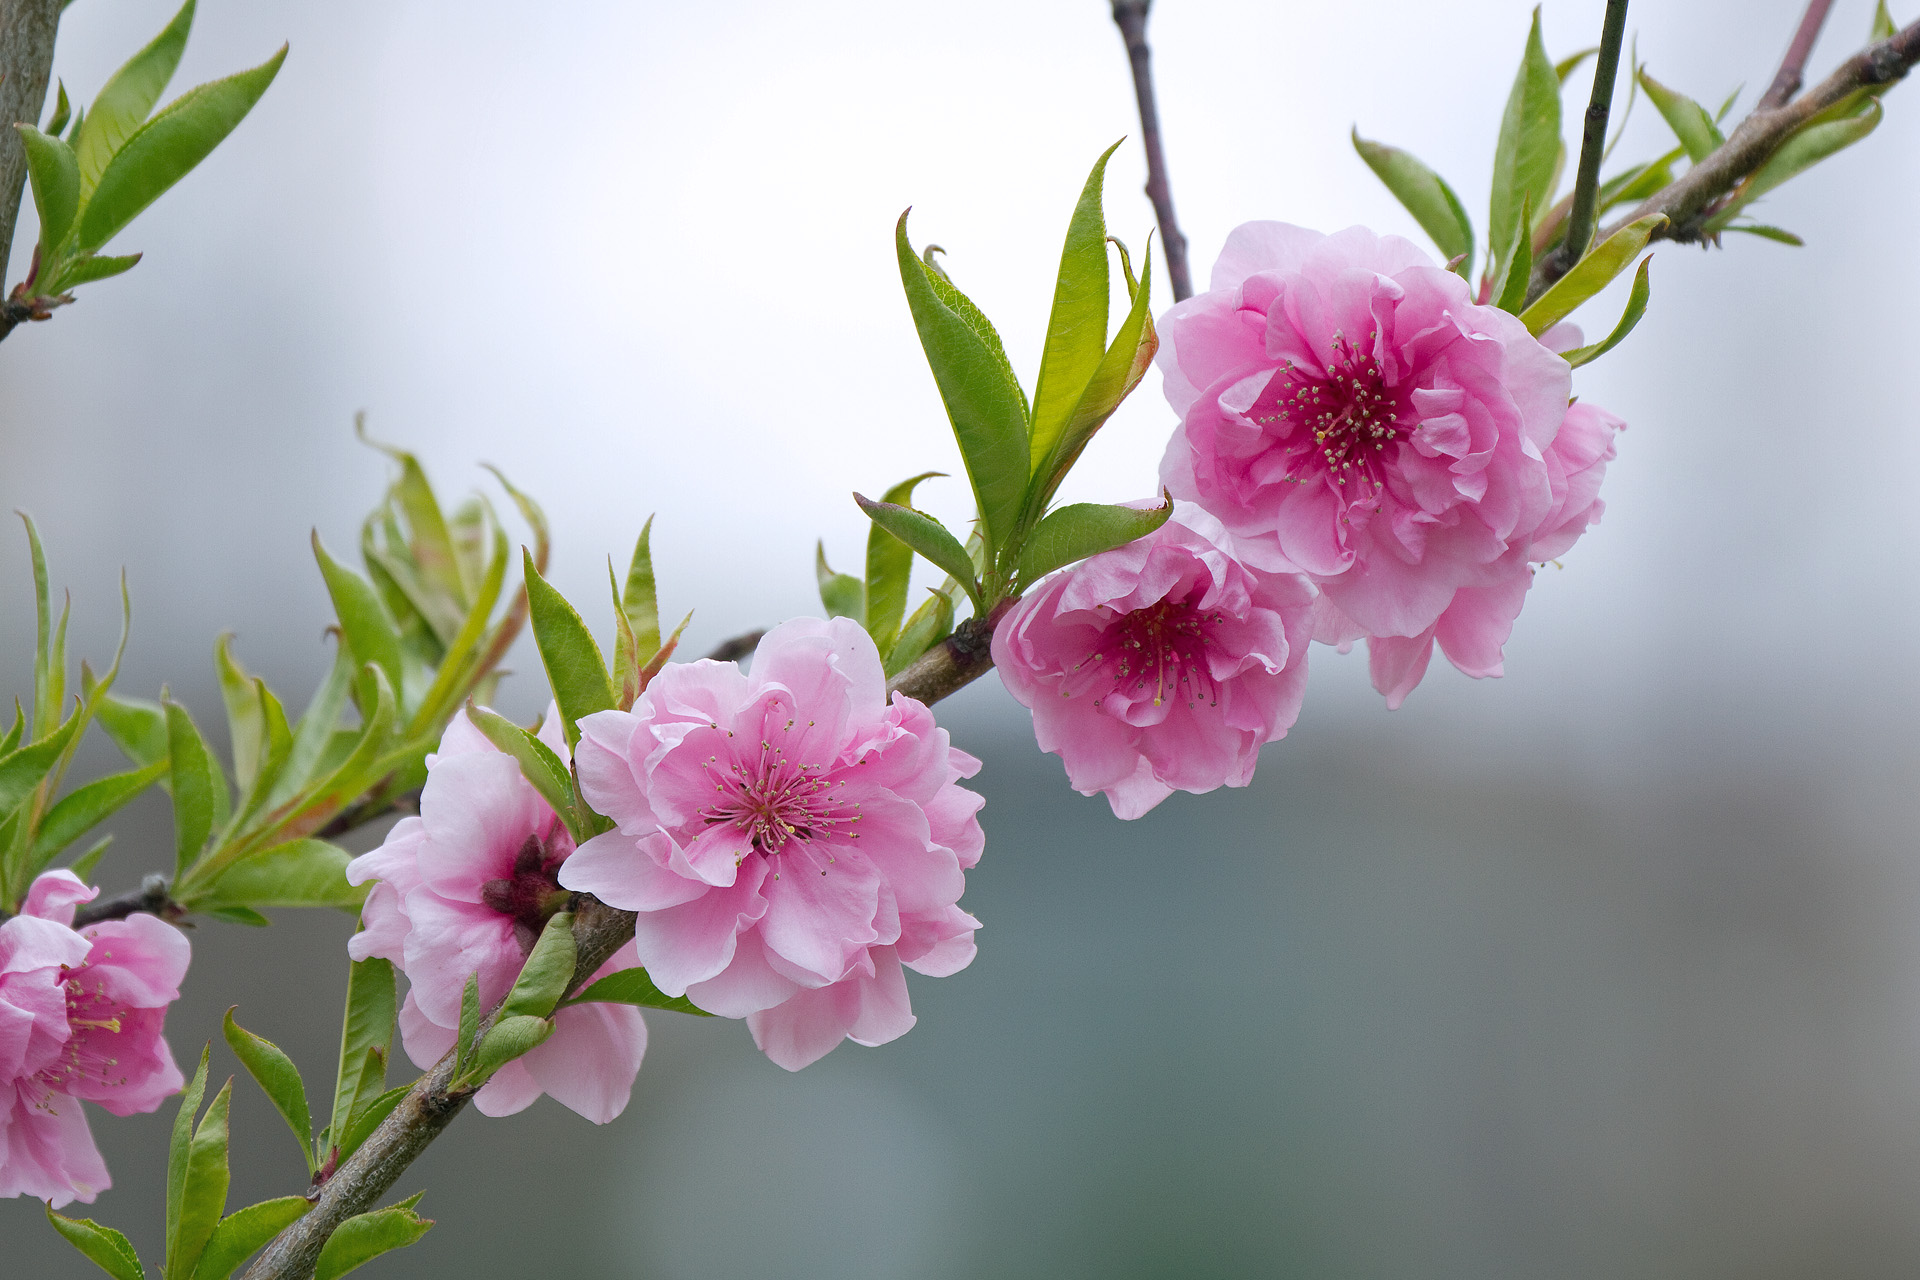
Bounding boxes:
1541 0 1630 282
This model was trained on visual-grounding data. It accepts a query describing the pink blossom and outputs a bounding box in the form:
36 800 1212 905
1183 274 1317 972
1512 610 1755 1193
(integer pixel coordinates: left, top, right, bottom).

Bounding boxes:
1157 222 1623 706
559 617 984 1071
347 708 647 1123
0 870 190 1207
992 505 1316 819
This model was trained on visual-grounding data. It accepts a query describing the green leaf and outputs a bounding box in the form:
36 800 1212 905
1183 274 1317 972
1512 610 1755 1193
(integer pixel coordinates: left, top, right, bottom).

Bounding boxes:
1488 7 1561 288
272 642 350 806
522 550 616 751
1562 254 1653 368
621 515 662 659
852 495 982 614
1518 211 1664 335
50 252 142 291
1873 0 1897 41
406 517 510 735
864 471 944 651
454 972 481 1078
1740 98 1882 205
500 911 577 1020
167 1047 210 1261
884 585 956 679
1723 223 1804 246
355 420 468 609
0 702 82 818
1029 142 1122 476
213 637 264 792
607 560 640 710
22 513 55 737
334 1085 407 1165
564 966 713 1016
190 1197 309 1280
194 838 362 911
1492 193 1534 314
46 1205 145 1280
1352 130 1474 277
221 1010 312 1172
203 906 270 927
164 699 226 880
0 702 21 755
1016 497 1173 587
893 210 1029 560
16 125 81 259
45 80 71 136
1555 46 1598 83
463 704 584 841
312 534 404 713
1636 69 1722 164
314 1203 434 1280
272 665 395 842
68 834 113 883
77 44 287 255
167 1077 231 1280
814 542 864 625
73 0 195 195
465 1015 554 1084
329 955 394 1150
29 758 166 870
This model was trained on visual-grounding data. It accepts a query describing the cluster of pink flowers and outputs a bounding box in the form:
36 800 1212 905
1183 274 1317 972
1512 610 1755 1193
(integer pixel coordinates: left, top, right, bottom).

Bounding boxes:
0 871 189 1206
997 221 1620 814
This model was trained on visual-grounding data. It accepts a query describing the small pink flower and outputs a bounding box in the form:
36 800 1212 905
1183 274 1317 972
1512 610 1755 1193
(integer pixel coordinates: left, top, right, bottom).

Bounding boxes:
0 870 190 1207
347 707 647 1124
992 505 1316 819
559 617 985 1071
1158 222 1622 705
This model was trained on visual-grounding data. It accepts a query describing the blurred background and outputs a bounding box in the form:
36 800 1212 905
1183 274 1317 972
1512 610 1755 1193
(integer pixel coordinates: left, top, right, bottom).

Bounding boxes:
5 0 1920 1275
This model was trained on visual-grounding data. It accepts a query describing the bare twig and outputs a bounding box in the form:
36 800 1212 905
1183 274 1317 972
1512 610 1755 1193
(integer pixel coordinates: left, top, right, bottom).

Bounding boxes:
1534 15 1920 296
702 630 764 663
1759 0 1837 110
1539 0 1630 282
72 874 177 928
1109 0 1192 302
0 0 63 342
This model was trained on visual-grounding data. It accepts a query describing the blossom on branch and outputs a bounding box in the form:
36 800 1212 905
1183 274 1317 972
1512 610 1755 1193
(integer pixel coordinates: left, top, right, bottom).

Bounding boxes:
1157 222 1622 706
347 709 647 1124
0 871 189 1207
559 617 985 1071
993 505 1315 819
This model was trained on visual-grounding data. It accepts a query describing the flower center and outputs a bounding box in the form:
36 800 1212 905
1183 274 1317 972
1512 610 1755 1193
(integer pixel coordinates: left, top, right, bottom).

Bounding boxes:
1258 330 1400 485
480 831 571 952
35 961 135 1097
1083 597 1222 710
699 738 857 861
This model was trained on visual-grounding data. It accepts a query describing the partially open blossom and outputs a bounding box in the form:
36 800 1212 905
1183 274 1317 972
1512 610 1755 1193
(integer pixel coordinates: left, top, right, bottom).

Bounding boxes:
559 617 984 1071
1157 222 1622 706
0 870 189 1207
993 504 1316 819
347 708 647 1124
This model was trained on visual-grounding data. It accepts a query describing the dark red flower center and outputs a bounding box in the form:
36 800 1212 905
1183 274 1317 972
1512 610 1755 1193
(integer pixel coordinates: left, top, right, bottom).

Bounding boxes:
480 832 571 953
1085 596 1223 711
1260 330 1401 486
699 740 858 861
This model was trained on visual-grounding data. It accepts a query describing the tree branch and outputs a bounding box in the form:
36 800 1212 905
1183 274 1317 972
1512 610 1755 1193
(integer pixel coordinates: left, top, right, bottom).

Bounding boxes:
0 0 63 341
1538 0 1630 283
72 874 177 928
1759 0 1836 110
1534 15 1920 296
1109 0 1192 303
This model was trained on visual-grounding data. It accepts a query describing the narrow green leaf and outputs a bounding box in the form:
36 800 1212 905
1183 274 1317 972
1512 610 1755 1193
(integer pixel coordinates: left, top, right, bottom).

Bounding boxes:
23 512 53 737
1493 193 1534 314
334 1085 407 1164
1872 0 1897 41
167 1077 231 1280
621 515 661 658
884 585 956 679
482 464 551 576
500 911 577 1020
78 44 288 255
16 125 80 258
45 80 71 136
221 1010 312 1172
1518 212 1664 334
406 518 509 736
271 641 350 806
1723 223 1804 246
213 637 263 792
454 971 482 1078
1016 498 1173 587
522 550 616 751
1562 255 1653 368
465 1015 554 1084
314 1204 433 1280
1351 130 1474 277
464 705 583 842
49 252 142 291
894 210 1029 559
1637 69 1722 164
1554 46 1598 83
1029 141 1122 475
329 955 394 1148
193 838 362 911
203 906 270 927
46 1205 145 1280
1740 99 1882 205
852 495 983 613
167 1047 210 1261
271 665 395 844
355 419 468 608
864 471 943 651
0 701 21 755
190 1197 309 1280
29 759 166 870
814 542 864 625
0 703 83 818
74 0 195 195
312 534 404 711
68 834 113 883
164 699 225 880
1488 7 1562 290
565 966 713 1016
608 559 641 711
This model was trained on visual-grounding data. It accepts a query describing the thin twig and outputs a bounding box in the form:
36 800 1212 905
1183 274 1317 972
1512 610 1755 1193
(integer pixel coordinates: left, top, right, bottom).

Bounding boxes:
1534 14 1920 296
71 875 176 928
1759 0 1837 110
1540 0 1630 281
1109 0 1192 302
702 630 765 663
0 0 64 342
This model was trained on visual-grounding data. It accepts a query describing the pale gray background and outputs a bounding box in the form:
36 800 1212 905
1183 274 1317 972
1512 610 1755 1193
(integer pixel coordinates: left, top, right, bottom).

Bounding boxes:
4 0 1920 1276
